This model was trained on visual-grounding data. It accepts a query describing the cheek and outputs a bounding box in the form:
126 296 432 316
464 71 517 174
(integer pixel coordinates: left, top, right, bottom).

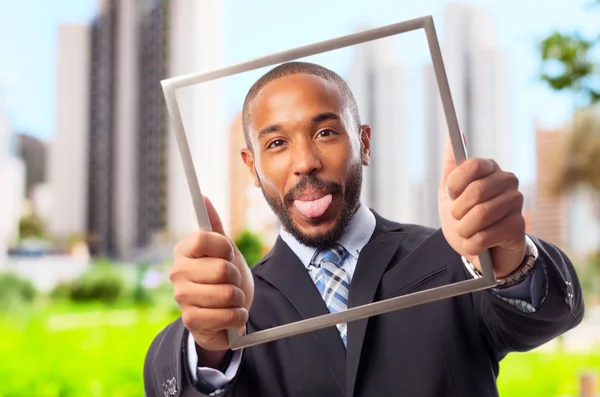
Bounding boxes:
256 153 289 194
332 142 356 172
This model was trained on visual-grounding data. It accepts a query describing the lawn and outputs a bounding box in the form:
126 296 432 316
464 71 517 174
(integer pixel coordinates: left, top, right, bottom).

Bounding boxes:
498 351 600 397
0 303 178 397
0 303 598 397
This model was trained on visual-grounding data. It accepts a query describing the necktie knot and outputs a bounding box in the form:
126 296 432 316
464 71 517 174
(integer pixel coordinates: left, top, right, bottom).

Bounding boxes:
310 244 348 269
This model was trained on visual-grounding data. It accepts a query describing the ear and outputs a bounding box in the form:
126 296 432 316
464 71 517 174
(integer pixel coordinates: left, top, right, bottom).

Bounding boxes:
241 148 261 187
359 124 371 166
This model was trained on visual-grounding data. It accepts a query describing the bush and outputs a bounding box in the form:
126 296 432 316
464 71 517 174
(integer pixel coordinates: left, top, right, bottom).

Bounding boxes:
19 213 47 240
68 262 125 305
49 281 72 301
0 272 37 311
234 229 264 267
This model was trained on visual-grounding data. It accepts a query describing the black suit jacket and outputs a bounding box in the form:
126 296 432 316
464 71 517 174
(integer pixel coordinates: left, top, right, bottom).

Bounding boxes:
144 212 584 397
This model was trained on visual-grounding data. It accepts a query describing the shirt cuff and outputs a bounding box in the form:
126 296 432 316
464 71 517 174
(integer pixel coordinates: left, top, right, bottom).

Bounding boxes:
187 332 244 388
461 251 549 313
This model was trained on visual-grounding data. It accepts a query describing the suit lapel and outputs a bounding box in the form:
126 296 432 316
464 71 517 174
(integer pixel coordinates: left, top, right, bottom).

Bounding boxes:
346 214 406 397
256 237 347 396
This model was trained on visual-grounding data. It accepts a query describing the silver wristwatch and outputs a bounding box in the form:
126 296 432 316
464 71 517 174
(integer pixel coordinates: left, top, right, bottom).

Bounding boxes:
462 236 539 288
494 235 539 289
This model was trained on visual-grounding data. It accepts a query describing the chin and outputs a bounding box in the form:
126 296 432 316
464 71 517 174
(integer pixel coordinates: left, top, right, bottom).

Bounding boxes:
286 202 349 248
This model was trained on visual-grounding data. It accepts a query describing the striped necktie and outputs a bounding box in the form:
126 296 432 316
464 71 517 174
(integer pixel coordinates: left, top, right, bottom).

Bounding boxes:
310 244 350 347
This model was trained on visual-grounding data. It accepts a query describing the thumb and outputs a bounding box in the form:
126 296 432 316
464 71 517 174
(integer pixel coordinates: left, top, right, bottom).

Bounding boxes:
203 195 226 235
440 132 466 190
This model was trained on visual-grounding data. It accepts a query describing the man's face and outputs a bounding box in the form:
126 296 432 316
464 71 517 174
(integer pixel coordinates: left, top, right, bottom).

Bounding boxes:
241 73 371 248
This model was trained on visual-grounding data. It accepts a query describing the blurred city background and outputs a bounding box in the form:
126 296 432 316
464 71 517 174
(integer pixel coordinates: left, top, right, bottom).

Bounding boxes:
1 0 599 396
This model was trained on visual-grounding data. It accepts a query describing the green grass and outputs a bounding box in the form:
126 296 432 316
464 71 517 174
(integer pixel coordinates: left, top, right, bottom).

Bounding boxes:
498 350 600 397
0 302 598 397
0 303 178 397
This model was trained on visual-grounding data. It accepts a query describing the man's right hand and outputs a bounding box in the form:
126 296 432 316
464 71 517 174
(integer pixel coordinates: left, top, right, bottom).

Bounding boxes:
169 196 255 367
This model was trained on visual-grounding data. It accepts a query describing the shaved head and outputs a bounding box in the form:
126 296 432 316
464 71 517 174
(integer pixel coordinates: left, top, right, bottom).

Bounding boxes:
241 61 361 151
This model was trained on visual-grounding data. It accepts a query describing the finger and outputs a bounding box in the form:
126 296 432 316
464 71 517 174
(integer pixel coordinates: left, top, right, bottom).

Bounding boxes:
451 171 519 220
169 257 243 287
174 281 246 308
455 189 523 239
446 158 499 200
173 231 234 260
181 306 249 333
204 195 226 235
460 212 525 257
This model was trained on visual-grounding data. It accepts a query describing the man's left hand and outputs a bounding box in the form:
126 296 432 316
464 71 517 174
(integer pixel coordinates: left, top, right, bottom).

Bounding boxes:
438 135 527 277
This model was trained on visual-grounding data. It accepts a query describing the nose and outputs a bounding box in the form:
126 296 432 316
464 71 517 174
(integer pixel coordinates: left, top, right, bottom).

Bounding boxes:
291 139 322 177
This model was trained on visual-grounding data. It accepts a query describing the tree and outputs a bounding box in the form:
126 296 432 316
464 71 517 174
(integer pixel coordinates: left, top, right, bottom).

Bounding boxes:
234 229 265 268
537 1 600 201
537 3 600 295
18 213 46 240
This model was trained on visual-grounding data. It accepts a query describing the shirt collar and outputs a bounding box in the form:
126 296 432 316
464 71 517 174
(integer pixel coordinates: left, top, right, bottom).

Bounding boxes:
279 203 376 269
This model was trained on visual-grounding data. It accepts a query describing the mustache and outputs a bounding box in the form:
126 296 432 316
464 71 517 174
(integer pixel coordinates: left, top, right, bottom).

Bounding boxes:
284 175 343 204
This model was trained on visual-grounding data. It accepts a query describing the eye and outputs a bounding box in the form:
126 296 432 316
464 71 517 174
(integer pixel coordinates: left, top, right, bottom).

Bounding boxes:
317 129 337 138
267 139 286 149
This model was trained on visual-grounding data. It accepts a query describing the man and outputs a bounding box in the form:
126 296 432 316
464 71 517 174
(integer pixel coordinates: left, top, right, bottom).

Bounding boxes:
144 61 584 397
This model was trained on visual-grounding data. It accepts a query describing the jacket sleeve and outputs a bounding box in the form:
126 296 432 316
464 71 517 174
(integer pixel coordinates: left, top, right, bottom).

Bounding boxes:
143 317 249 397
472 236 585 358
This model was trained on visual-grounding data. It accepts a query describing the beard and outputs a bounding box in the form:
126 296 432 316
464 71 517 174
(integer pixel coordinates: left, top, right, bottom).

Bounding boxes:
259 161 363 248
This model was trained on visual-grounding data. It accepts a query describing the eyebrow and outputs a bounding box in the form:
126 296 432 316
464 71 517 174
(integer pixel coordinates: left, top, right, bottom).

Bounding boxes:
258 112 342 140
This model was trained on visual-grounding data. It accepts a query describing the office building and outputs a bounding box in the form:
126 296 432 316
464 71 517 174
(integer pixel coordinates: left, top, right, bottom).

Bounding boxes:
346 34 420 224
530 122 600 258
529 124 569 249
77 0 225 259
422 3 513 227
164 0 227 242
49 24 90 242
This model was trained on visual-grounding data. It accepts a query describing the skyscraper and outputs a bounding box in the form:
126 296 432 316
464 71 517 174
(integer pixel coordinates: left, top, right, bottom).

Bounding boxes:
79 0 224 259
346 34 419 224
87 3 116 257
136 0 169 253
49 24 90 242
422 3 513 227
165 0 227 242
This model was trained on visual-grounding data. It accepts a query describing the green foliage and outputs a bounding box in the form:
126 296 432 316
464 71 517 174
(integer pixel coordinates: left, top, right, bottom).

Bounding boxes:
537 2 600 219
537 1 600 106
67 261 126 305
0 305 178 397
18 214 47 240
539 31 599 105
0 272 37 311
234 229 265 267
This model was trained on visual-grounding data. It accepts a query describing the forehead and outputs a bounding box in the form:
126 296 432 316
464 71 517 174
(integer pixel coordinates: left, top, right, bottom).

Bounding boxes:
247 73 344 128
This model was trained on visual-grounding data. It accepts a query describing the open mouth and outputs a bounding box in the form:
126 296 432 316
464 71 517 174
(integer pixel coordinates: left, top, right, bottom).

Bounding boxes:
293 193 333 219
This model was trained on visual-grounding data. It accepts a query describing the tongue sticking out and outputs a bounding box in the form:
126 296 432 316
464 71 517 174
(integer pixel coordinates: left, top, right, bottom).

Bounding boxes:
294 194 333 219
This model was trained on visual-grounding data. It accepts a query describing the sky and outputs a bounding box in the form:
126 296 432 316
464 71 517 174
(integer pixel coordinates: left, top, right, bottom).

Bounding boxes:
0 0 597 185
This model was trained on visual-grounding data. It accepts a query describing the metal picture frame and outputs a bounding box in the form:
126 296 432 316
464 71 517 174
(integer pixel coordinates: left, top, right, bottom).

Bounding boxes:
160 15 497 351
